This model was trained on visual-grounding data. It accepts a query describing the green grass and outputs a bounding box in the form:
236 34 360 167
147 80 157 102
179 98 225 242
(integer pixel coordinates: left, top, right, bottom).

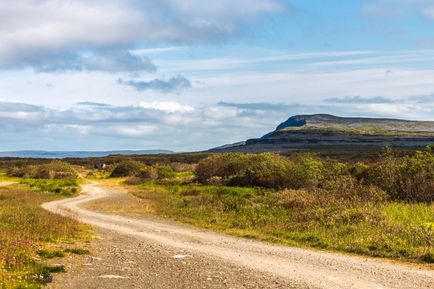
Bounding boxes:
0 184 89 289
383 202 434 227
129 182 434 264
20 178 79 195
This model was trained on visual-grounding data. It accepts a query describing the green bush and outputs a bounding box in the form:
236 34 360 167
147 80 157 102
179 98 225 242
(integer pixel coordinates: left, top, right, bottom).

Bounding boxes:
195 153 253 184
196 153 330 190
20 179 78 195
110 160 146 177
287 155 324 188
137 166 158 181
241 154 292 188
196 153 293 189
8 161 77 180
194 149 434 202
366 149 434 202
155 165 176 180
399 150 434 202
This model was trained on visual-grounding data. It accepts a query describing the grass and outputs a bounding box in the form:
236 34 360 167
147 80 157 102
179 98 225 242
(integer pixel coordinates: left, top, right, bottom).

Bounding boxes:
19 178 79 195
0 183 90 289
127 181 434 265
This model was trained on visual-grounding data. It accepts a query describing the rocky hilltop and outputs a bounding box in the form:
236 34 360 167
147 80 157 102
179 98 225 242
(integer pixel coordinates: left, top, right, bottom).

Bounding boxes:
212 114 434 152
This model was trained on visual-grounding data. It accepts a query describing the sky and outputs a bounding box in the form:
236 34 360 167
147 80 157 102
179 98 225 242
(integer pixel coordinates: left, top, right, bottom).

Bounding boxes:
2 0 434 152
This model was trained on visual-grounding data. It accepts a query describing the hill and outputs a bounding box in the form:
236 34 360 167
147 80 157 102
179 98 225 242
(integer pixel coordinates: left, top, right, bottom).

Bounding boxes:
212 114 434 153
0 150 174 159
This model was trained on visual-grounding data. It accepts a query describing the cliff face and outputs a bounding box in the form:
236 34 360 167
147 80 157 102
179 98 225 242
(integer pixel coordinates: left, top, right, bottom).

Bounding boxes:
212 114 434 152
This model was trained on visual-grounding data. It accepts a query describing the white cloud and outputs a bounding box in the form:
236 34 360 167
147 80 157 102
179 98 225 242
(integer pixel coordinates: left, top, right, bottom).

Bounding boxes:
137 102 194 113
423 6 434 18
363 0 434 19
0 0 291 71
1 97 434 151
108 125 157 137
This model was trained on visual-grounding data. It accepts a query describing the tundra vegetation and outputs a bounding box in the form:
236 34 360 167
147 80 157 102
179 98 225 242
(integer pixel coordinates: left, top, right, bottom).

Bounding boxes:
108 148 434 264
0 162 88 289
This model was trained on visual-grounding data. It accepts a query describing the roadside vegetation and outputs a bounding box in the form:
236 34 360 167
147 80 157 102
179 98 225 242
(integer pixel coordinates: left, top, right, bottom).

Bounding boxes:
7 161 79 195
0 183 89 289
1 147 432 289
0 162 88 288
108 148 434 264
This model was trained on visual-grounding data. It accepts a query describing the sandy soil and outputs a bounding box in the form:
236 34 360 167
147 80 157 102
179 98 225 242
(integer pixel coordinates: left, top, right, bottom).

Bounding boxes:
42 182 434 289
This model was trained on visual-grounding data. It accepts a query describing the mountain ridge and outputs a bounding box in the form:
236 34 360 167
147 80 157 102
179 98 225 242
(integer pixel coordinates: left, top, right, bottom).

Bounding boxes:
0 150 174 159
213 114 434 152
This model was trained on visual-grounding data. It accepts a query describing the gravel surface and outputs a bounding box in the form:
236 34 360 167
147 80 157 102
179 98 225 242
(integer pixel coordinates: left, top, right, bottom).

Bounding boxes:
42 182 434 289
0 181 15 186
46 229 295 289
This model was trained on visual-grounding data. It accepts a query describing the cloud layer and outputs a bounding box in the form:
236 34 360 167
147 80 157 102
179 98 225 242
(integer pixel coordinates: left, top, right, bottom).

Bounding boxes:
118 75 192 93
363 0 434 19
1 94 434 151
0 0 291 71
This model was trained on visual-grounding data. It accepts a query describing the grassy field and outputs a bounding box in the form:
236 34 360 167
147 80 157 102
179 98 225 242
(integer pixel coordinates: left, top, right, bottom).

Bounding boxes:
127 181 434 264
0 177 90 288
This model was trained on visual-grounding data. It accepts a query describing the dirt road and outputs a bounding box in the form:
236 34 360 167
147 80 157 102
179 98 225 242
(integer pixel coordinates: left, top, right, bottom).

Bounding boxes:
0 181 15 186
42 182 434 289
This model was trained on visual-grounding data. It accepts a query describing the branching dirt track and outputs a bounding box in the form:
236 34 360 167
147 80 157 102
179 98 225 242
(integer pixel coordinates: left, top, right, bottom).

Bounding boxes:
42 182 434 289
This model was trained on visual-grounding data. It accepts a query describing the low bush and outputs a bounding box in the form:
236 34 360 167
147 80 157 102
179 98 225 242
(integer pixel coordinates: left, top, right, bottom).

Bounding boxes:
155 165 176 180
169 162 197 172
399 150 434 202
196 149 434 203
365 149 434 202
286 155 325 188
196 153 294 189
195 153 252 184
20 178 78 195
8 161 77 180
137 166 158 181
110 160 146 177
240 154 292 188
196 153 332 190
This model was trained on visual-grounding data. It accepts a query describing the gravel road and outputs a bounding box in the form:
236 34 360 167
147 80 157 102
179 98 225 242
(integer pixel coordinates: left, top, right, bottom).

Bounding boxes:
42 182 434 289
0 181 15 186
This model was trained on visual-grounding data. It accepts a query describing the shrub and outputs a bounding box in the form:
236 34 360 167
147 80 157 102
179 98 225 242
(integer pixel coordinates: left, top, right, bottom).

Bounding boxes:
367 149 434 202
350 162 370 181
367 148 402 198
287 155 324 188
169 162 196 172
206 176 223 186
7 161 77 180
155 165 176 180
195 153 252 183
399 150 434 202
242 154 292 188
110 160 145 177
20 179 78 195
196 153 293 189
137 166 158 181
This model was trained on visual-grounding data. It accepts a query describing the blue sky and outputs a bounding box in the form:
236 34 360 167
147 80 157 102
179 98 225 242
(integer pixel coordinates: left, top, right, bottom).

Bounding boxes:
1 0 434 151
